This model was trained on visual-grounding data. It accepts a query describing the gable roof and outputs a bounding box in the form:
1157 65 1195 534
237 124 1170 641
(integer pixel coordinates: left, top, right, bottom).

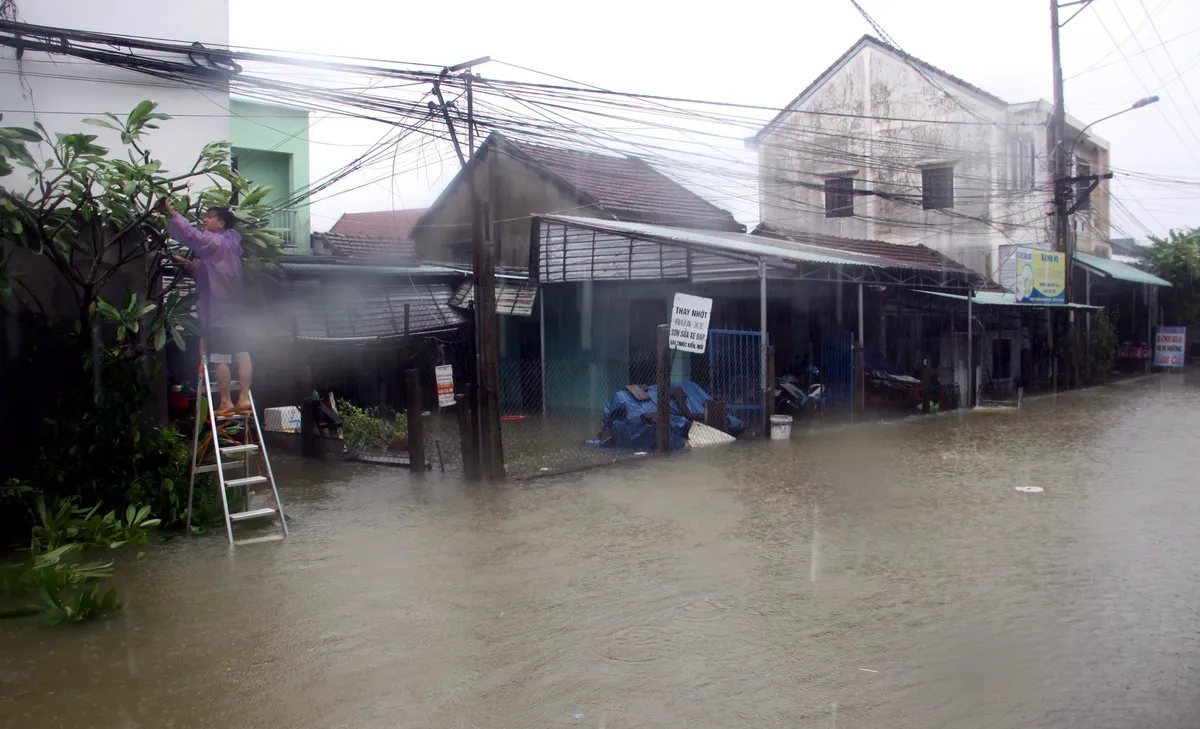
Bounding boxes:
755 34 1006 143
415 132 745 233
329 209 427 240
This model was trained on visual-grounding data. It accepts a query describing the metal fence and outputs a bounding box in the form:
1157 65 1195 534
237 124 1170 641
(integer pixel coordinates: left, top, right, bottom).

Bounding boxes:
492 350 751 479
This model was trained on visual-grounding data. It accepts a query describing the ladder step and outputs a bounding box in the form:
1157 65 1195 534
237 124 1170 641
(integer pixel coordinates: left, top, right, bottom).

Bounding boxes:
220 444 259 455
194 460 246 475
229 507 277 522
224 475 269 488
234 534 285 546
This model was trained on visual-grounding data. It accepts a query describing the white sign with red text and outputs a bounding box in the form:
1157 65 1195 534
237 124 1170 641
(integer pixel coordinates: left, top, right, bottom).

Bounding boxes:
1155 326 1186 368
669 293 713 354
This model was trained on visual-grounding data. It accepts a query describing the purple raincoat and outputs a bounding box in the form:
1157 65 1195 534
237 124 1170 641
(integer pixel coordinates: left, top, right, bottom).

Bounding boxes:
167 212 244 329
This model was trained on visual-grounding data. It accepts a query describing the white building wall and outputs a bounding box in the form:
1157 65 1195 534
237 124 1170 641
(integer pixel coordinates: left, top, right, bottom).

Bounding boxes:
757 41 1111 282
0 1 231 192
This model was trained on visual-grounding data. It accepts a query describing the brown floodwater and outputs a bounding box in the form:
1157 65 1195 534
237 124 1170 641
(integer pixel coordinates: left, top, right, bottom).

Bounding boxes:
3 374 1200 728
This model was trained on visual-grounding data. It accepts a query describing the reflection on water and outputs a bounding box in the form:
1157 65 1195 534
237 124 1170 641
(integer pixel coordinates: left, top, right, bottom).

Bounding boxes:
3 375 1200 728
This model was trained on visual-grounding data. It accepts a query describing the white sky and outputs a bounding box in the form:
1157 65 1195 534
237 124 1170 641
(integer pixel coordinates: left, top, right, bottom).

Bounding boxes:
232 0 1200 240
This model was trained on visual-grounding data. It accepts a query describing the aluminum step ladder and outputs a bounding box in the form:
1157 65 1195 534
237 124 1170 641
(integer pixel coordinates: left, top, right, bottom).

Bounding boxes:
186 361 288 547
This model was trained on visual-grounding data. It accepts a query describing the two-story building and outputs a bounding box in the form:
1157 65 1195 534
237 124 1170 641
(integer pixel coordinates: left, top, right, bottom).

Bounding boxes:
748 34 1112 286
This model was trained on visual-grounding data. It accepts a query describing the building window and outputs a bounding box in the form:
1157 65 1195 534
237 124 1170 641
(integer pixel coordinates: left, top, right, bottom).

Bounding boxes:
1074 157 1092 211
922 166 954 210
824 177 854 218
1009 138 1037 190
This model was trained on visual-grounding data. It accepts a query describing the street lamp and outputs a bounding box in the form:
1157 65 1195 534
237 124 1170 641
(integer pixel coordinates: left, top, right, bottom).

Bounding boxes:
1073 95 1160 149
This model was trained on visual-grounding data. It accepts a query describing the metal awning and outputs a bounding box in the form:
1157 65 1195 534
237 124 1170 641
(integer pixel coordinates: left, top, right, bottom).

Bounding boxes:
289 281 468 342
448 281 538 316
534 215 983 288
916 289 1102 309
1074 250 1171 287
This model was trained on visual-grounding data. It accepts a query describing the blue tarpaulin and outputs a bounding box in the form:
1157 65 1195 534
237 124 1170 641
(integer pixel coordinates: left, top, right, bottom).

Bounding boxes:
590 381 744 451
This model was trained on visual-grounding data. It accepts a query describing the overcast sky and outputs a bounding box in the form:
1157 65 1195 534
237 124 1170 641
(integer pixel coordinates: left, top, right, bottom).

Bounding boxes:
232 0 1200 240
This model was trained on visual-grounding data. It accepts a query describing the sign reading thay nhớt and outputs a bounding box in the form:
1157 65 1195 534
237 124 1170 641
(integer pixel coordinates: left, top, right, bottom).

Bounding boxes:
669 293 713 354
1155 326 1186 368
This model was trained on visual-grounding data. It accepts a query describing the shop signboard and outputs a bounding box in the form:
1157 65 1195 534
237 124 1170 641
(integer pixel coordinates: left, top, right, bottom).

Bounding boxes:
1155 326 1186 368
1013 248 1066 305
669 293 713 354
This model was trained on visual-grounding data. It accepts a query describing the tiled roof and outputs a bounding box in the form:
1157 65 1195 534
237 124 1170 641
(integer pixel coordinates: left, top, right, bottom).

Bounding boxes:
328 209 427 239
753 222 986 278
756 34 1006 142
415 133 744 234
312 232 416 260
500 135 744 232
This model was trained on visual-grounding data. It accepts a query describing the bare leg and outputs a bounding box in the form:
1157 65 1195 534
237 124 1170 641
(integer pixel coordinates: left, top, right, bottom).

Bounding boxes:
235 357 253 412
214 362 235 415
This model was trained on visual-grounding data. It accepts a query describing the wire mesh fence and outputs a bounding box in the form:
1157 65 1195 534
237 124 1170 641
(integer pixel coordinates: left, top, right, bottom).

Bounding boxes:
495 354 751 479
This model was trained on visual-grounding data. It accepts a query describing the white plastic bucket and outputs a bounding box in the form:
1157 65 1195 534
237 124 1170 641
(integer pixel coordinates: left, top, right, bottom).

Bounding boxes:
769 414 793 440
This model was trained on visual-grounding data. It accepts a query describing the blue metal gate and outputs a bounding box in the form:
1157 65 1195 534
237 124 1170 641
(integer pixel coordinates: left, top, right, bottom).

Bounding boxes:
707 329 765 434
819 330 855 413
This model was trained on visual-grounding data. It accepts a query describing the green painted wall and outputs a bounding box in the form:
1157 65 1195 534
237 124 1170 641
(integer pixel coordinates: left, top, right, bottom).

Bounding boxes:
230 99 311 252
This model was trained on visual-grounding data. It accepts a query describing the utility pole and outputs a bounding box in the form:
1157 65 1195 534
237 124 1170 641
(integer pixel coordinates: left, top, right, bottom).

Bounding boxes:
1049 0 1072 389
434 56 500 480
457 57 503 480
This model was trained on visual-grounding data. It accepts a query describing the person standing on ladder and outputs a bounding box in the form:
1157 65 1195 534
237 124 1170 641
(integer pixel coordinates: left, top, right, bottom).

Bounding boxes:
155 200 252 417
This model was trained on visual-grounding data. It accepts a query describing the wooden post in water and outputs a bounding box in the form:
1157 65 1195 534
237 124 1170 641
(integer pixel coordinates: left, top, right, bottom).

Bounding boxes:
456 384 481 480
656 324 670 453
405 368 425 472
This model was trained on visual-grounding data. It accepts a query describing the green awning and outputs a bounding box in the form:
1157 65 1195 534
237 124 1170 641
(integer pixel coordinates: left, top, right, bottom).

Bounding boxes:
1074 250 1171 287
917 290 1102 310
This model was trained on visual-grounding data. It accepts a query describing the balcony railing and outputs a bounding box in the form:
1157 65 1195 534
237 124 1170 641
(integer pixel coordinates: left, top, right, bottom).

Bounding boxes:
270 208 301 248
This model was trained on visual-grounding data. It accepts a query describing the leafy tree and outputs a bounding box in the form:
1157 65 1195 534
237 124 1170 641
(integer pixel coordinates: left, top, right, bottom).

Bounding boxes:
0 102 285 541
0 100 283 359
1145 228 1200 325
1087 309 1117 381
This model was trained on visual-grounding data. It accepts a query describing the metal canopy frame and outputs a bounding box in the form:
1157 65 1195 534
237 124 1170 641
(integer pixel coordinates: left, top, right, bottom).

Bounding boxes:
532 216 979 292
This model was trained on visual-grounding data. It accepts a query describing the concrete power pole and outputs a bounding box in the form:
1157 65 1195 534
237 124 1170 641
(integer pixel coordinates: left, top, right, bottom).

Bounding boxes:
1049 0 1070 392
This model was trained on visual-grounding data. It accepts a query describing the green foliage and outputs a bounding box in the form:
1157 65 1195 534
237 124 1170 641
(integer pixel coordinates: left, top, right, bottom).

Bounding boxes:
0 101 282 346
338 401 408 454
6 350 193 539
31 497 160 553
1087 310 1118 381
0 542 125 626
1145 228 1200 324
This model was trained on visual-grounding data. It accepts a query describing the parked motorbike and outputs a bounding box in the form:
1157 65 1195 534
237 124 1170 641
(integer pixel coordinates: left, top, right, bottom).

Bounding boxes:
774 366 826 415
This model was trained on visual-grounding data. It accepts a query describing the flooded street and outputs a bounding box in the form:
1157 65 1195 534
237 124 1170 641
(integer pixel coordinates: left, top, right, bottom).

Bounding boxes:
4 374 1200 728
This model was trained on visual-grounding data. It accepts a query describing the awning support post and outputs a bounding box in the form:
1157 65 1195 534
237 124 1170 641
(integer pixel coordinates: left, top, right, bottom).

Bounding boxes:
856 282 865 413
759 258 768 434
1085 270 1092 364
967 288 973 409
540 290 548 418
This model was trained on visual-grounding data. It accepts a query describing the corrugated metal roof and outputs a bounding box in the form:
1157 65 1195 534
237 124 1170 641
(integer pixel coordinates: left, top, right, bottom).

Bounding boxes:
448 281 539 316
1074 250 1171 287
280 260 461 276
289 281 467 341
917 290 1102 309
542 215 881 271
